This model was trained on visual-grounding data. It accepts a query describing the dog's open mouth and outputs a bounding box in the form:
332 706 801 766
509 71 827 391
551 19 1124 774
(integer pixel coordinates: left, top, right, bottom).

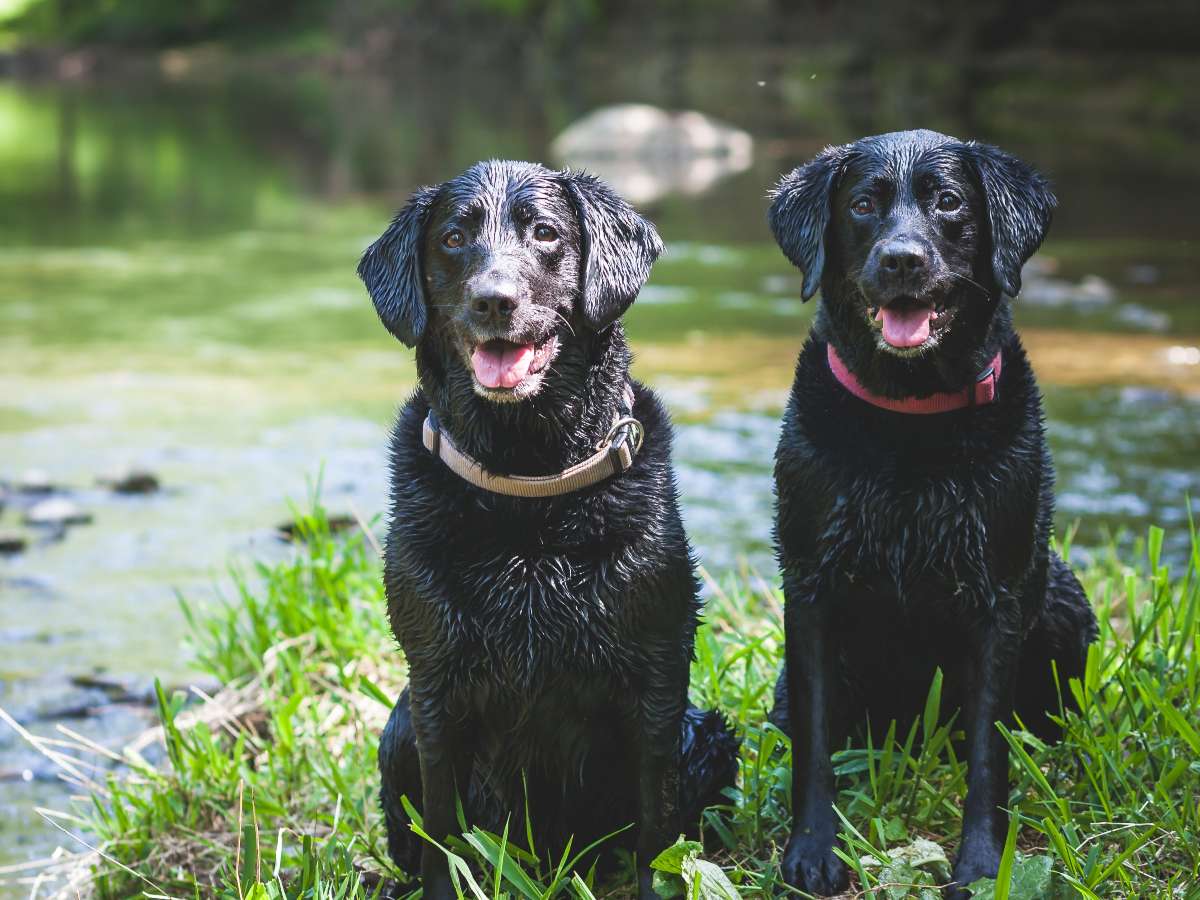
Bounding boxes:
470 336 558 390
869 297 954 349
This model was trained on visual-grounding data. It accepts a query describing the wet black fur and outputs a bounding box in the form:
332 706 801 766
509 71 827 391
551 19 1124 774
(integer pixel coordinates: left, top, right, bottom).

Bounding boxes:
766 131 1098 897
358 161 738 900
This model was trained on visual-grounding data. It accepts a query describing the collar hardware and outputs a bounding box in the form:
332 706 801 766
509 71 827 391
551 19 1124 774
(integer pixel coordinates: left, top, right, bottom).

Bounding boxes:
602 416 644 454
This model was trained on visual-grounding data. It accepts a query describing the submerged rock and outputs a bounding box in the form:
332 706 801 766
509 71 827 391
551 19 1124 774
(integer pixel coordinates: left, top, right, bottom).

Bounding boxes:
551 103 753 204
69 672 156 704
16 469 54 494
1125 264 1160 285
99 468 160 494
24 498 93 527
1019 262 1116 308
0 530 27 554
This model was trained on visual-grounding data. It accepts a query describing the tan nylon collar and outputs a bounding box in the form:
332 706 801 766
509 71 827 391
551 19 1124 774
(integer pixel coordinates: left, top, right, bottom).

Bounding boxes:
421 385 643 498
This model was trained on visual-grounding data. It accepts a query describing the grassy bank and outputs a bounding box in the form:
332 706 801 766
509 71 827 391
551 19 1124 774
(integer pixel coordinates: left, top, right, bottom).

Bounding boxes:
21 505 1200 899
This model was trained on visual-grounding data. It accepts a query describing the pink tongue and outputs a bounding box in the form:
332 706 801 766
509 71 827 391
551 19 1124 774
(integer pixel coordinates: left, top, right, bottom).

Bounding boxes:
876 304 933 348
471 341 535 389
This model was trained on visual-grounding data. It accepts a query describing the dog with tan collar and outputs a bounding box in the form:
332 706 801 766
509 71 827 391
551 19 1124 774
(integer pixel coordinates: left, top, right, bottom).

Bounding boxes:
358 160 738 900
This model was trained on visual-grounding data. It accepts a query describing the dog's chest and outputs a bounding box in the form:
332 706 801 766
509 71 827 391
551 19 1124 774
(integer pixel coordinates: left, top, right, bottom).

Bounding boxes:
393 506 644 688
466 671 632 776
826 475 998 602
784 429 1041 607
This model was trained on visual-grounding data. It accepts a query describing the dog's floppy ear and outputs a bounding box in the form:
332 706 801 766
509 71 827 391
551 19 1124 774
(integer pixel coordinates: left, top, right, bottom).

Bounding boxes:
962 142 1056 298
357 185 441 347
768 145 849 301
559 170 664 331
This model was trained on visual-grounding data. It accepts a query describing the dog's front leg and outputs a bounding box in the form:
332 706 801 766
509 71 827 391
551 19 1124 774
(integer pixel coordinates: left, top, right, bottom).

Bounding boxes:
950 618 1021 897
781 595 849 896
634 658 687 900
410 683 473 900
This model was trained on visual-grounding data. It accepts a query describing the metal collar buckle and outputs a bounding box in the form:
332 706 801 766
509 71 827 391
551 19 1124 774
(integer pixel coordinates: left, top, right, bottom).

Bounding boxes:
602 416 644 454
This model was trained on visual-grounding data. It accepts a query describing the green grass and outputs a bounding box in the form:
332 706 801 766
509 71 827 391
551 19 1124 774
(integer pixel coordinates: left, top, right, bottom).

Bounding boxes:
23 506 1200 899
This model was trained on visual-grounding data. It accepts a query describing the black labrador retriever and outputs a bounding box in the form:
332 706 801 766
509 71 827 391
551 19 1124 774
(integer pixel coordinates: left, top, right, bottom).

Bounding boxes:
766 130 1098 896
358 160 738 900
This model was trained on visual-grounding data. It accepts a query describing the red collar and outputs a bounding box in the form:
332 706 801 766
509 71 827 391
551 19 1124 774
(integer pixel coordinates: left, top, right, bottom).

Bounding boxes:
827 343 1002 414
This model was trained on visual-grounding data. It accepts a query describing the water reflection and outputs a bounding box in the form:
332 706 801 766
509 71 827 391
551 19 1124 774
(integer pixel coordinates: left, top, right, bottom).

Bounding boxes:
551 103 753 203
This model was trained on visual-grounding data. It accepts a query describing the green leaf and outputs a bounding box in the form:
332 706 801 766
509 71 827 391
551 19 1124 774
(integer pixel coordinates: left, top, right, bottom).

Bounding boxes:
887 838 949 870
967 855 1054 900
995 806 1021 900
357 675 395 708
649 837 736 900
680 856 739 900
652 869 686 899
650 837 702 874
878 862 939 900
922 668 944 743
461 828 544 900
570 873 599 900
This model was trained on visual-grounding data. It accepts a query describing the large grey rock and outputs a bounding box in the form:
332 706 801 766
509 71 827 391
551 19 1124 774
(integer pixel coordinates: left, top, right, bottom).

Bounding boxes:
551 103 753 204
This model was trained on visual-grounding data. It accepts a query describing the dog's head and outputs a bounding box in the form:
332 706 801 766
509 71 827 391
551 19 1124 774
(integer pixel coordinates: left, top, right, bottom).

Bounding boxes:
359 160 662 403
769 129 1054 362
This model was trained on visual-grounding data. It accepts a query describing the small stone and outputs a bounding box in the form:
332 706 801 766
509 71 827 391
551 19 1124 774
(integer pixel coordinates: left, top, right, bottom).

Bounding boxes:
16 469 54 494
24 498 93 527
1078 274 1116 304
100 468 160 494
0 530 27 554
0 767 43 783
1125 264 1160 285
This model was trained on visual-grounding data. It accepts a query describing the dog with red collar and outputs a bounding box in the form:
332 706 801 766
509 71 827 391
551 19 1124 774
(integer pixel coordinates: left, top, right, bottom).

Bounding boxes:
766 130 1098 897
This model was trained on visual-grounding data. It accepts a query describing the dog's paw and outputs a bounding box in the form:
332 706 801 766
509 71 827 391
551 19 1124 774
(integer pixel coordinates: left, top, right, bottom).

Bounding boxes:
947 846 1001 898
780 830 849 896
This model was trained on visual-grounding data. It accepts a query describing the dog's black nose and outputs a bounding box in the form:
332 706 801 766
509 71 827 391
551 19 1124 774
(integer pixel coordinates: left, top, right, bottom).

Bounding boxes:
467 268 521 324
469 291 518 322
879 241 927 276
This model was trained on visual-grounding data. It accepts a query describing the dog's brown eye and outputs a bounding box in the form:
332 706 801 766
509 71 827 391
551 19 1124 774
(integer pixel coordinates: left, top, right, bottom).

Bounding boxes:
937 192 962 212
851 197 874 215
534 224 558 242
442 229 465 249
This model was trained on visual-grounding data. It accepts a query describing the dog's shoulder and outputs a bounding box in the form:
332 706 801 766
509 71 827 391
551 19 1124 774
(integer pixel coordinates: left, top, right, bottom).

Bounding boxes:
626 378 675 467
385 389 439 494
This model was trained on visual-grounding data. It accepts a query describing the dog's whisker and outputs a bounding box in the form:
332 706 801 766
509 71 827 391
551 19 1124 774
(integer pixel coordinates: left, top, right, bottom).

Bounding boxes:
548 309 576 337
950 271 991 297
